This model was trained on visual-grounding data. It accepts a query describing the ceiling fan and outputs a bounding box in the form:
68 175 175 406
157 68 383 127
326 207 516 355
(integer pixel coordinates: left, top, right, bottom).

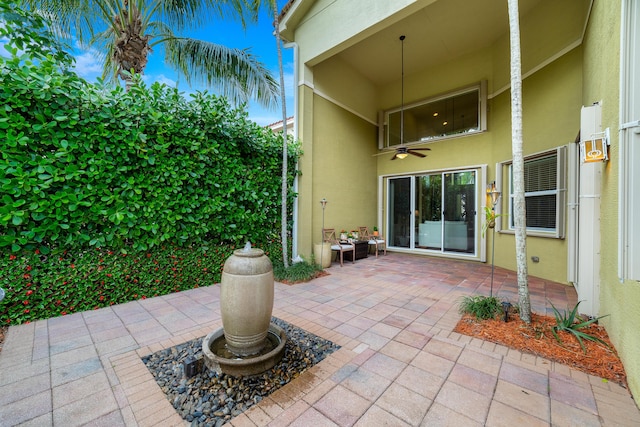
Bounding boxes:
386 35 431 160
391 145 430 160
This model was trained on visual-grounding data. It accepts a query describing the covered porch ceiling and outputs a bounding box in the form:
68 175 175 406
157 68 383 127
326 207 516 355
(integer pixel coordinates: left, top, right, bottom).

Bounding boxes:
317 0 590 86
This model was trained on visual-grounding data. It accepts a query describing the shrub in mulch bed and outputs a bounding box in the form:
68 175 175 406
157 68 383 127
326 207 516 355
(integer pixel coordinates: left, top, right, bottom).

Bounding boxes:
454 311 627 387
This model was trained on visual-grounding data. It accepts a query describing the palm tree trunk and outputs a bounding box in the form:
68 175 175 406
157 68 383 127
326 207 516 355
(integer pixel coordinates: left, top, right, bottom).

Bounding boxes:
273 5 289 268
508 0 531 323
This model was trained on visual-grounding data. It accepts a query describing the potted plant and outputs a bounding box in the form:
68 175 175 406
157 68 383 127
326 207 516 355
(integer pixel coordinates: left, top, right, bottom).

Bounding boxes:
482 206 506 237
351 230 359 240
340 229 347 240
372 226 379 237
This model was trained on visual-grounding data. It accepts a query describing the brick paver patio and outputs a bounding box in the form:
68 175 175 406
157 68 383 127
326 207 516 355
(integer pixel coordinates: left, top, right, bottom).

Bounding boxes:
1 253 638 426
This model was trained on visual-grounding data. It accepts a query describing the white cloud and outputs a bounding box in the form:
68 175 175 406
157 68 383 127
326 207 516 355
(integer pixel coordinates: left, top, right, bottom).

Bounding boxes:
73 48 103 80
142 73 177 88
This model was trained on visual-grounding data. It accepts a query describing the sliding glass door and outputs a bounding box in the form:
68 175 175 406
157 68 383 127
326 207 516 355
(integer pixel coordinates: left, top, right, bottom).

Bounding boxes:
389 170 477 255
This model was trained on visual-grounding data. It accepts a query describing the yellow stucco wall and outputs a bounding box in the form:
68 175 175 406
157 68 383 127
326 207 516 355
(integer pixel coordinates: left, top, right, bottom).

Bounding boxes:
311 97 378 235
583 0 640 402
489 48 582 284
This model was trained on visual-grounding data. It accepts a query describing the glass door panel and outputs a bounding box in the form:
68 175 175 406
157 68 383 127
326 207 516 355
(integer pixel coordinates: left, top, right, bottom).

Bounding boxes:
416 175 442 249
443 171 476 253
388 177 411 248
387 170 477 255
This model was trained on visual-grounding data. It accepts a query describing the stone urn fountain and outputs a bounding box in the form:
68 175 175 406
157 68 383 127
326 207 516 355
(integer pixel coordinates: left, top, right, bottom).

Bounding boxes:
202 243 286 377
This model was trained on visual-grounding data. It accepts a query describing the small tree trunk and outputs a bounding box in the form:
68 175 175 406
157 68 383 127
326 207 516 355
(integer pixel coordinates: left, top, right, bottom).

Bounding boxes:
273 6 289 268
508 0 531 323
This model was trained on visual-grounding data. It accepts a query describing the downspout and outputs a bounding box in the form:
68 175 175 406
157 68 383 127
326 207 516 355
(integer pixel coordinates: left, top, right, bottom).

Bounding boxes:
284 41 300 257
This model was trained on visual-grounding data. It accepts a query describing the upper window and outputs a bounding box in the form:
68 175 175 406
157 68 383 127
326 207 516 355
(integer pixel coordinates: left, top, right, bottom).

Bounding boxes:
502 147 566 238
383 82 487 148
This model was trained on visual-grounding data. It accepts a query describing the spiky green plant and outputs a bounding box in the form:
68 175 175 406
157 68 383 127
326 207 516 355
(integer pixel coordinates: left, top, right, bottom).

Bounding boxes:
549 300 610 353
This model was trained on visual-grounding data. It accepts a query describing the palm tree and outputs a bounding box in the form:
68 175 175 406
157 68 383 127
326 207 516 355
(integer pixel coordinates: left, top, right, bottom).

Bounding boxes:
270 3 290 268
507 0 532 323
24 0 279 107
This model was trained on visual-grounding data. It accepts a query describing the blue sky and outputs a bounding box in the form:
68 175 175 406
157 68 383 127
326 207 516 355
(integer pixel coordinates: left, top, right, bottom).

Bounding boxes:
71 1 294 127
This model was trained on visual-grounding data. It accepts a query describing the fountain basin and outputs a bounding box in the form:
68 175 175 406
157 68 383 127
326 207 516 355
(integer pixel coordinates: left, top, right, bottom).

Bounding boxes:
202 323 287 377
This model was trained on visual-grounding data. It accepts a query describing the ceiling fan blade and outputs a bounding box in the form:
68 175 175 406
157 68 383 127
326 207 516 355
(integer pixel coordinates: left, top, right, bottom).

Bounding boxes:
408 150 427 158
390 153 399 160
409 147 431 151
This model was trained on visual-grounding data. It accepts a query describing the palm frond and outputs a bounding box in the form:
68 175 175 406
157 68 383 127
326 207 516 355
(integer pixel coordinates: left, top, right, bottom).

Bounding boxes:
161 0 258 30
24 0 111 45
165 37 279 108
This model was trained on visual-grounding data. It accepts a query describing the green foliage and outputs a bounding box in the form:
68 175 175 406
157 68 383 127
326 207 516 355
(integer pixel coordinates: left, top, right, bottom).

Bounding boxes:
481 206 507 238
458 295 502 320
273 259 323 284
0 239 285 325
549 300 610 353
0 1 73 67
0 50 300 253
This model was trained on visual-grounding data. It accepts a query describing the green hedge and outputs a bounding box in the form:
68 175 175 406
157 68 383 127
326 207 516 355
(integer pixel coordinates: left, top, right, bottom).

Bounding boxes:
0 78 299 252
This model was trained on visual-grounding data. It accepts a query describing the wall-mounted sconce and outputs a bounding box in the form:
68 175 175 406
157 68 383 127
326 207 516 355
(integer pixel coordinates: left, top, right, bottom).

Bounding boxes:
580 128 610 163
486 181 501 209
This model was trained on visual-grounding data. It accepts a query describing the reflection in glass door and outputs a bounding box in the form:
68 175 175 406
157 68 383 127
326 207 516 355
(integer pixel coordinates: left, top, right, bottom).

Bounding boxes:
393 170 477 255
442 171 476 253
388 177 411 248
416 175 442 249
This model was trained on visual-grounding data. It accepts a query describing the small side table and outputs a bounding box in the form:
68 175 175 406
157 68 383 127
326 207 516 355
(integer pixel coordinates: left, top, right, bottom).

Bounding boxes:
343 241 368 261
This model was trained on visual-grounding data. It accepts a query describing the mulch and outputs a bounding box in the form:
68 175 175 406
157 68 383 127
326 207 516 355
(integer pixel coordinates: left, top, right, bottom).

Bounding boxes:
454 312 627 387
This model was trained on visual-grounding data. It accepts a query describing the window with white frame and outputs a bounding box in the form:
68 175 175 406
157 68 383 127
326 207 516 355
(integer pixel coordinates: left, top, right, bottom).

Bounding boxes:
502 147 566 238
619 0 640 280
382 82 487 148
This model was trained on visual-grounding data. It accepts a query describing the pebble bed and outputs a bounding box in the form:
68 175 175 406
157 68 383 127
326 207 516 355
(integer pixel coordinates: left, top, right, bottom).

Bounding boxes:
142 318 340 426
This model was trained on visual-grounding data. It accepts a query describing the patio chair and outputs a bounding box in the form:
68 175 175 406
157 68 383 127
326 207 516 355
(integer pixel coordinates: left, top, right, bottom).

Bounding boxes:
322 228 355 267
359 226 386 257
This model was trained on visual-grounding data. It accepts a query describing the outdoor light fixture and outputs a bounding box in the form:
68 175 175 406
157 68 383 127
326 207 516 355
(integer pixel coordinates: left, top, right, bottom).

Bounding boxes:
487 181 501 208
580 128 610 163
501 301 512 322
